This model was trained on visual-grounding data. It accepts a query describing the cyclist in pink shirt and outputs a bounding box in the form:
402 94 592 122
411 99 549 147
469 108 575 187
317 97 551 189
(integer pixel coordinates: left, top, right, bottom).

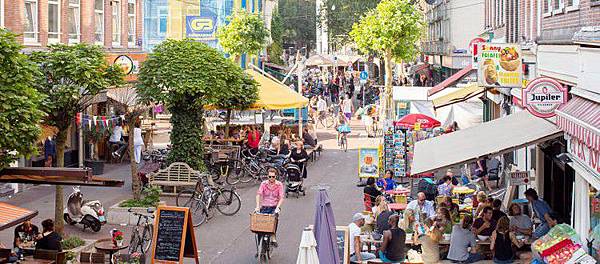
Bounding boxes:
255 168 285 245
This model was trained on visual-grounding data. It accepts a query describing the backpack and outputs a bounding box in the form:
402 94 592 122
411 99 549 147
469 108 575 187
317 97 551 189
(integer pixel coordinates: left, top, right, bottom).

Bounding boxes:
417 178 438 200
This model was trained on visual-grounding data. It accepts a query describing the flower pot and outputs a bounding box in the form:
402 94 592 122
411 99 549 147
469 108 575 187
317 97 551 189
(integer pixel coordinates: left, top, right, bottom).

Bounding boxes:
84 159 105 175
116 240 123 247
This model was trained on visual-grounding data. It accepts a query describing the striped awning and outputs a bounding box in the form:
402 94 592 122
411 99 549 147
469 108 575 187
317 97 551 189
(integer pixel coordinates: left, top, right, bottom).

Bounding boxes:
0 202 38 231
556 96 600 152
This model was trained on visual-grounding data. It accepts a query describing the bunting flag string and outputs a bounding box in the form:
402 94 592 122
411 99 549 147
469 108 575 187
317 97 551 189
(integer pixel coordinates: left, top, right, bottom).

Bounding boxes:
75 113 126 130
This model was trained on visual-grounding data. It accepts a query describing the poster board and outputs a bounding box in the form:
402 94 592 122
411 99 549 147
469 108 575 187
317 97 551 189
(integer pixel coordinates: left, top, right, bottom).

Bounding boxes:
151 206 199 264
476 43 522 88
336 226 350 264
510 171 530 186
358 148 380 178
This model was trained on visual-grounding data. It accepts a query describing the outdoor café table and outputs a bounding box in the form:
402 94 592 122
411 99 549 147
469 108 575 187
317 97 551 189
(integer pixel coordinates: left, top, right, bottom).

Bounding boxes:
20 257 55 264
387 203 407 212
452 187 475 195
95 240 128 264
385 189 411 196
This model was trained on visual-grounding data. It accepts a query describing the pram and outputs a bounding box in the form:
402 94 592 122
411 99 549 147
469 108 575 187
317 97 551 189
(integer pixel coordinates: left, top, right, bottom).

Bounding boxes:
284 163 305 198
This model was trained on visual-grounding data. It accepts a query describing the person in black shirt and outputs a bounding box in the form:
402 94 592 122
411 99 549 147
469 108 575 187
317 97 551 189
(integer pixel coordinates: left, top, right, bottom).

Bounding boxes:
491 199 508 222
379 215 406 262
290 141 309 179
302 128 317 147
364 177 382 205
13 220 39 258
35 219 62 252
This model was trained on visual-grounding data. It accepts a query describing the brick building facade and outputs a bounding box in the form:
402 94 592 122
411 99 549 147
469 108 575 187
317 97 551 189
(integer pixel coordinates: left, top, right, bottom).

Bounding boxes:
2 0 143 51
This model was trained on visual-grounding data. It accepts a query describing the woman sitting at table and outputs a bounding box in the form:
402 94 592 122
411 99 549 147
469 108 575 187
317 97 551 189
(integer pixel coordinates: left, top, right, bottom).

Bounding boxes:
399 209 416 234
372 196 388 218
508 203 532 237
476 197 494 217
436 207 453 234
442 196 460 222
491 216 524 263
35 219 62 252
377 170 396 191
448 215 483 263
414 218 442 264
363 177 382 205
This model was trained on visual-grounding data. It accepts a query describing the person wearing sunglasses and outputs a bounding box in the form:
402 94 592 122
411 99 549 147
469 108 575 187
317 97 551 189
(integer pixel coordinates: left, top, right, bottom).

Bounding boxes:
255 168 285 245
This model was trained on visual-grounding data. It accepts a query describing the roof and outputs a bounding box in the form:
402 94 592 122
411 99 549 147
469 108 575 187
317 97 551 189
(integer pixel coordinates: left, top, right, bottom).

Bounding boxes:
432 84 486 109
0 202 38 231
556 95 600 152
412 111 563 174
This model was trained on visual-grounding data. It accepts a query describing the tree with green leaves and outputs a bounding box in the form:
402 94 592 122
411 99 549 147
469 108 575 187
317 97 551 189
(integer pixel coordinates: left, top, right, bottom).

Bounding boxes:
320 0 380 47
278 0 316 51
137 39 258 174
0 29 44 169
31 44 124 235
350 0 423 119
218 10 270 63
268 10 284 65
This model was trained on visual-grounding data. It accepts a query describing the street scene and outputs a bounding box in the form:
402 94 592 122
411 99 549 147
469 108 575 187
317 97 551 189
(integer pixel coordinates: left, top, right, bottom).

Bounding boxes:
1 0 600 264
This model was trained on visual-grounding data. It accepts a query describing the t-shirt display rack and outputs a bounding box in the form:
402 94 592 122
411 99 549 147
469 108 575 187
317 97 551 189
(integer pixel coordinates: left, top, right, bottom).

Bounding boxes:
384 123 438 179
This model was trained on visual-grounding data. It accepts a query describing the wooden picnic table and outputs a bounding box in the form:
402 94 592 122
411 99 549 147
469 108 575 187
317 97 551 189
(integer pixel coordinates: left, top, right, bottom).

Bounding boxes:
20 256 55 264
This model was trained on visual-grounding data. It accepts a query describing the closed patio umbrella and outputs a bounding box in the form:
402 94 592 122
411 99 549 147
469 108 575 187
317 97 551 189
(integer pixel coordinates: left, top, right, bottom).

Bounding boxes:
313 188 340 264
296 227 320 264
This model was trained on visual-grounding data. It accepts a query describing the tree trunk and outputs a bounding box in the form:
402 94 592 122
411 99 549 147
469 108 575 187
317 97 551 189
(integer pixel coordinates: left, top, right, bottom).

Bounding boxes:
54 129 67 236
224 109 232 139
382 50 394 120
234 55 241 66
128 116 141 200
379 56 385 85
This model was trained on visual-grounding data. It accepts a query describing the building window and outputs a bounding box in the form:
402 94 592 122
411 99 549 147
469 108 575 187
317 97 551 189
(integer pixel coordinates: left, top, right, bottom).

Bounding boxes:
24 0 39 43
112 0 121 46
544 0 551 14
0 0 4 28
159 6 168 36
68 0 80 43
566 0 579 11
94 0 104 44
48 0 60 43
127 0 136 46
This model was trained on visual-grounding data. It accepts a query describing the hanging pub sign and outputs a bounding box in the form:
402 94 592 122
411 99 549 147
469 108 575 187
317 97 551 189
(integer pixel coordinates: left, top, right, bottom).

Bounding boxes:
476 43 522 88
510 171 531 186
522 77 568 118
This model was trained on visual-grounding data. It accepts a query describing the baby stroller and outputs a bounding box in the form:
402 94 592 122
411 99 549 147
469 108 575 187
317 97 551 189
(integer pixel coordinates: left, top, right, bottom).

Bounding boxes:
284 163 306 198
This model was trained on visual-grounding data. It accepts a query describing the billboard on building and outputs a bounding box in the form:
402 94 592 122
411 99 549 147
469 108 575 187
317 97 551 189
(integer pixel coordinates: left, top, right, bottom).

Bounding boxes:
476 43 522 88
185 14 218 41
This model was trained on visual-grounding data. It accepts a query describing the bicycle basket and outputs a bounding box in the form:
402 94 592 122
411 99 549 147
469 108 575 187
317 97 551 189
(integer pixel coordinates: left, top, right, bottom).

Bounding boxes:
250 213 277 233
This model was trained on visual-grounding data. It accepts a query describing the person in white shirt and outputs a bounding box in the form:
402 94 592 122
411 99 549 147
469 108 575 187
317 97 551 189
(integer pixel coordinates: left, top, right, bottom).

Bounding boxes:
133 122 144 164
349 213 376 262
342 95 353 121
109 121 127 158
406 192 436 222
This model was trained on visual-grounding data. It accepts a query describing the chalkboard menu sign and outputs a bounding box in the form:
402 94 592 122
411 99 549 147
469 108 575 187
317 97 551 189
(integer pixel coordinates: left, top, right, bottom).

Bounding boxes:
151 206 199 264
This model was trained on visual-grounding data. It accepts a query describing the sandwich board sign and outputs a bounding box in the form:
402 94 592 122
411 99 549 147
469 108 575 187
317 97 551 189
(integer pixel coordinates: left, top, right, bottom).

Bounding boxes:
151 206 199 264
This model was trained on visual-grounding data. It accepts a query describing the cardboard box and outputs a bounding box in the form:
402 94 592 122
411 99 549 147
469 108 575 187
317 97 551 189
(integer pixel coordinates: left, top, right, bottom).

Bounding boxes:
251 213 277 233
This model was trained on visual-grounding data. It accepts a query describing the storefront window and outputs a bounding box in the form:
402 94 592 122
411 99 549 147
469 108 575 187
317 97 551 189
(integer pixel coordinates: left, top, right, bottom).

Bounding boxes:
112 0 121 46
589 185 600 260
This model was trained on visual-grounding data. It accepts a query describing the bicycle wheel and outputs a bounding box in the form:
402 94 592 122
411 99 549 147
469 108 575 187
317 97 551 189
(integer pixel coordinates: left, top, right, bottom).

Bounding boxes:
176 189 196 207
215 190 242 216
322 116 334 128
225 159 243 185
189 199 208 226
128 231 140 254
141 225 153 253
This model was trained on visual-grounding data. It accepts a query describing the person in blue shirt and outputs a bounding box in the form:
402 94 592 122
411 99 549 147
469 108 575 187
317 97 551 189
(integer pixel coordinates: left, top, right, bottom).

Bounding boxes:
377 170 397 191
525 188 554 238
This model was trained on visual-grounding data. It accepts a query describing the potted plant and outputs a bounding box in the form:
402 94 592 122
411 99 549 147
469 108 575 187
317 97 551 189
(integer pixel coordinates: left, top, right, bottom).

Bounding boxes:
84 125 108 175
111 229 125 247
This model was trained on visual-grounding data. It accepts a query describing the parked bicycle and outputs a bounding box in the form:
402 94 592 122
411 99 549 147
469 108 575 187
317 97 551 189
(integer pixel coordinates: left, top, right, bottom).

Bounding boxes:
225 148 283 185
126 208 155 255
176 175 242 226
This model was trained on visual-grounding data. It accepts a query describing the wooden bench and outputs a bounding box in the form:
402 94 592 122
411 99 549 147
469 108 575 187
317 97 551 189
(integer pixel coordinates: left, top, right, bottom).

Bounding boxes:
148 162 200 195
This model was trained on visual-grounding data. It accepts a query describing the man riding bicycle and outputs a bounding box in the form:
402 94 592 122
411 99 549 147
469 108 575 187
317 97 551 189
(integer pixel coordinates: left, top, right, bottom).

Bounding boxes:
255 168 284 245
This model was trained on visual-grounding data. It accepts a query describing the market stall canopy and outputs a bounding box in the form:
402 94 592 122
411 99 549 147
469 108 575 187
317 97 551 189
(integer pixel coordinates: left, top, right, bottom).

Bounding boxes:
556 95 600 152
305 54 334 67
246 69 309 110
412 111 563 174
432 83 486 109
427 65 474 96
0 202 38 231
395 113 441 129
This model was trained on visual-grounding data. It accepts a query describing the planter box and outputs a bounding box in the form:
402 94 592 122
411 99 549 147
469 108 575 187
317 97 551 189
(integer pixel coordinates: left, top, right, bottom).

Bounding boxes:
106 200 165 225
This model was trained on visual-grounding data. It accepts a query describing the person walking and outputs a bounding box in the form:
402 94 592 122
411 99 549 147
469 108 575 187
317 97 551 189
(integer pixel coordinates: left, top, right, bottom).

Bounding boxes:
342 94 354 121
290 141 309 179
133 121 144 164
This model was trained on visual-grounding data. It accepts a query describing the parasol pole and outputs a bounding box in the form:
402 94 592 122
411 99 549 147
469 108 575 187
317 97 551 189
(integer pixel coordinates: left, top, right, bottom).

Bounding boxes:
297 51 304 139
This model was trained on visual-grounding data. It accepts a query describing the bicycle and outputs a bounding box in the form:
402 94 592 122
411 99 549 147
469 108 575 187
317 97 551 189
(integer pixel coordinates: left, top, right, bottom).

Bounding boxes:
225 149 281 185
252 212 278 264
315 108 335 128
126 208 155 255
176 177 242 226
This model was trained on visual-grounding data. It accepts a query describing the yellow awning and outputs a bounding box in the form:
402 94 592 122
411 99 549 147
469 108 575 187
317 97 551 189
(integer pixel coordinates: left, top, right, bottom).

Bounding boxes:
432 83 486 109
246 70 309 110
205 69 309 110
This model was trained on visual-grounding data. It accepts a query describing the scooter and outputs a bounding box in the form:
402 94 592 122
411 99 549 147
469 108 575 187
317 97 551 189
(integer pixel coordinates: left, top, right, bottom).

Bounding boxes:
63 186 106 232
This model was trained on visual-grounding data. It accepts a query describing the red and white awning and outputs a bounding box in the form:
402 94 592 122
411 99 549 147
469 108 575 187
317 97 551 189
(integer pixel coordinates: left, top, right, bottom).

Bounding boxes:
556 96 600 152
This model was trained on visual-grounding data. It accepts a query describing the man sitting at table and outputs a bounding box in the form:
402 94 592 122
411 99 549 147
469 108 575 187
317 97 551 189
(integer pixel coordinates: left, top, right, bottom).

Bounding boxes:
13 219 39 257
35 219 62 252
437 176 453 197
448 215 483 263
472 207 497 238
491 198 507 222
378 215 406 263
406 192 435 222
349 213 376 262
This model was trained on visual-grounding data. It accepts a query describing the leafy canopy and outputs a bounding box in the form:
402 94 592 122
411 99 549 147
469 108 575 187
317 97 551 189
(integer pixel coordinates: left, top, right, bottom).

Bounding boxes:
30 44 125 132
0 29 45 168
320 0 380 45
217 10 270 58
137 39 258 110
350 0 424 61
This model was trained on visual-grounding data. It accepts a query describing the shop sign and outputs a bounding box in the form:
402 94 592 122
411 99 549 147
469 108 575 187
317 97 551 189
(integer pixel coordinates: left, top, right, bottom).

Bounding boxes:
510 171 530 186
185 14 217 41
113 55 136 75
476 43 522 88
522 77 567 118
469 37 485 69
567 136 600 175
358 148 380 178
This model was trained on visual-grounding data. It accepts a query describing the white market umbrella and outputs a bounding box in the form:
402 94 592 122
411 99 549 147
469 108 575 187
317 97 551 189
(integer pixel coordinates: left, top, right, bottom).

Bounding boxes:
296 228 320 264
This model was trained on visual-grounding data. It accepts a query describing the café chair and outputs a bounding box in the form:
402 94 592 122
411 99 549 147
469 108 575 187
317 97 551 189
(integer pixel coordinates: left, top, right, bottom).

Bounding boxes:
80 252 105 263
394 195 408 205
0 248 12 263
33 249 58 260
364 193 374 212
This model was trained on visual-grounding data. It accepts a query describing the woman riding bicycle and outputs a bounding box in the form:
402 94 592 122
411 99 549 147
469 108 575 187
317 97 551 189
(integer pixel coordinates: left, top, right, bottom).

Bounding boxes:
337 111 351 145
255 168 284 245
